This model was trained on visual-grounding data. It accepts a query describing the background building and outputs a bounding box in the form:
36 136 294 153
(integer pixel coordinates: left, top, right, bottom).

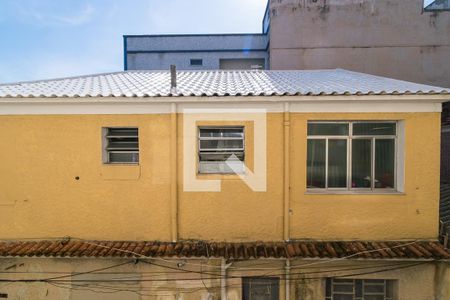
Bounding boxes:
124 34 269 71
268 0 450 87
125 0 450 88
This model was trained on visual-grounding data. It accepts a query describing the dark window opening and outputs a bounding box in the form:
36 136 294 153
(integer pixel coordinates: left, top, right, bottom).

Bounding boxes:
243 277 279 300
190 59 203 66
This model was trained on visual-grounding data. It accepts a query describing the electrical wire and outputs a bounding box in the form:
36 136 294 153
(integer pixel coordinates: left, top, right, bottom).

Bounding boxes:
39 262 425 297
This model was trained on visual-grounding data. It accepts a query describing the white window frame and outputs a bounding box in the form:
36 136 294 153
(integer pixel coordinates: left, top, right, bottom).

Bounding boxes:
102 127 139 165
198 126 245 174
325 278 395 300
307 121 402 193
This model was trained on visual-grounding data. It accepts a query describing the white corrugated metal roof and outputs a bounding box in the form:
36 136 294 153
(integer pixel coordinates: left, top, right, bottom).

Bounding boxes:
0 69 447 98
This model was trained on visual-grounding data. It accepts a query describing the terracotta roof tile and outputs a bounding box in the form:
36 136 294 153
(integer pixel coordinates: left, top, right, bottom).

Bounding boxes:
0 240 448 260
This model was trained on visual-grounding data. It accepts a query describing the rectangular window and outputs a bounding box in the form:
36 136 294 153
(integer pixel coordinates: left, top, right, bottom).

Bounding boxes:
198 127 244 174
190 59 203 66
243 277 279 300
424 0 450 11
325 278 395 300
307 121 397 191
103 127 139 164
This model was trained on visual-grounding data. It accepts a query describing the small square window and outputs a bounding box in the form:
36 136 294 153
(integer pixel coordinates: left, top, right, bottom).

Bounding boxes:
198 127 244 174
103 127 139 164
190 59 203 66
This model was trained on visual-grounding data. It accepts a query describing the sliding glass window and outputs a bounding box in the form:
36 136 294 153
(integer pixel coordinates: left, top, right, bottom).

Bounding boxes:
307 121 397 191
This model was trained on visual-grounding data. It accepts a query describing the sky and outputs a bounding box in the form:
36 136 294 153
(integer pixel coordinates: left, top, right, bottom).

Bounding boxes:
0 0 267 83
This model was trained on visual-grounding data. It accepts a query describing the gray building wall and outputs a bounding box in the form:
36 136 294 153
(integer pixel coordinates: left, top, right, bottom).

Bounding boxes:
124 34 269 70
268 0 450 88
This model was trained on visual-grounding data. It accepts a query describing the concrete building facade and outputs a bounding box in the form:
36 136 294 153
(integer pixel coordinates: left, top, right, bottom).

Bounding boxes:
268 0 450 88
125 0 450 89
124 34 269 71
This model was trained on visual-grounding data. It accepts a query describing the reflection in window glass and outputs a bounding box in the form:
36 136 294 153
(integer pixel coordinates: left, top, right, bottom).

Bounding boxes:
307 123 349 136
375 139 395 188
353 123 396 136
328 139 347 188
198 127 244 174
352 139 372 188
307 122 397 191
307 139 326 188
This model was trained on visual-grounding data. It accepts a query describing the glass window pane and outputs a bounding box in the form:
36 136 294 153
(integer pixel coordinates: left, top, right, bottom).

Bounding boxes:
307 139 326 188
364 296 384 300
375 139 395 189
353 123 396 136
108 138 139 150
326 279 332 297
109 152 139 163
307 123 349 136
200 128 243 138
355 280 363 297
107 128 138 137
333 279 354 284
386 281 394 298
352 139 372 188
333 284 354 293
333 295 354 300
200 139 244 150
328 139 347 188
199 152 244 162
364 279 385 284
199 161 244 174
364 284 384 293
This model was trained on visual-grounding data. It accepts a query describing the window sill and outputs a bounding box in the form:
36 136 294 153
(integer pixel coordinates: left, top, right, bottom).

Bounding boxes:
305 190 405 195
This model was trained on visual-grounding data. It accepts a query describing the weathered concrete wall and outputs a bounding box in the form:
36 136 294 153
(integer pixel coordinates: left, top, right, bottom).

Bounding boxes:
268 0 450 87
127 51 268 71
0 258 447 299
125 34 269 71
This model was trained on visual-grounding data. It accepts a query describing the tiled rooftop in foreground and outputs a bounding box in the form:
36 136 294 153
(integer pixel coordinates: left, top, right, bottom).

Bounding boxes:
0 240 448 260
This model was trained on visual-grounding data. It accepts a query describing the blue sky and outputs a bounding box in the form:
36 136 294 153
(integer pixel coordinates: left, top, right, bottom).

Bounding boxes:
0 0 267 83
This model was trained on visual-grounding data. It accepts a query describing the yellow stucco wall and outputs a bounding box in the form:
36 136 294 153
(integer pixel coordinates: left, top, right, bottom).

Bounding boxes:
0 112 441 241
290 112 441 240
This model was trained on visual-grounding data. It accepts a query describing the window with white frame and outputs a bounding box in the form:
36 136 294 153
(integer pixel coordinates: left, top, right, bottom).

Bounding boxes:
424 0 450 11
198 127 244 174
103 127 139 164
307 121 397 191
325 278 395 300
